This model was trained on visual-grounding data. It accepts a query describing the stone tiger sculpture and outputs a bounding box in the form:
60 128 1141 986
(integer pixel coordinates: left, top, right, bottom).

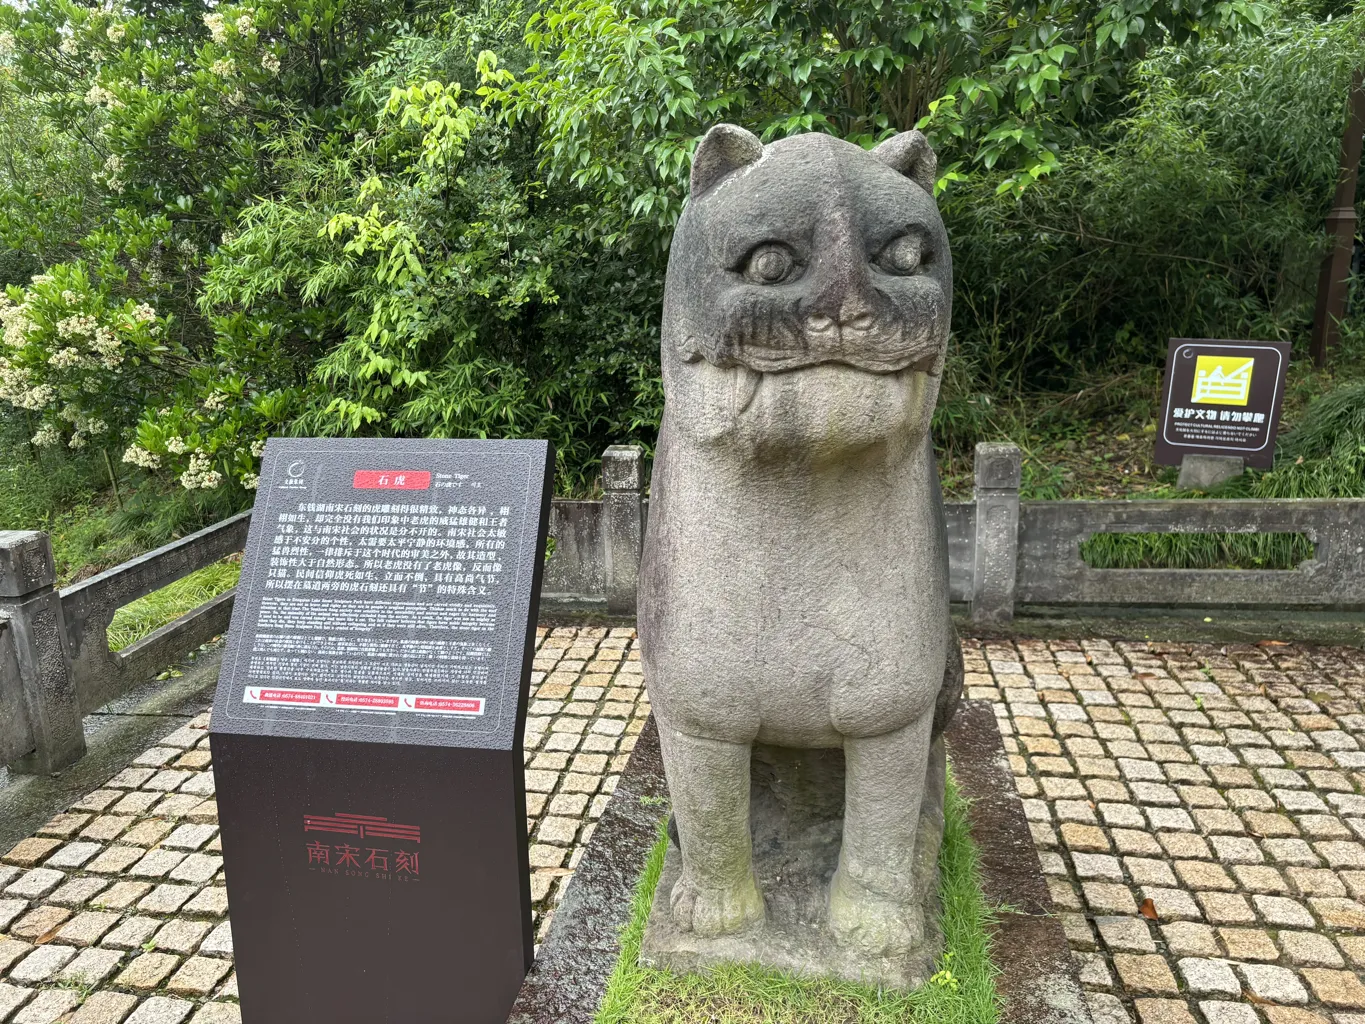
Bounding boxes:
638 123 963 968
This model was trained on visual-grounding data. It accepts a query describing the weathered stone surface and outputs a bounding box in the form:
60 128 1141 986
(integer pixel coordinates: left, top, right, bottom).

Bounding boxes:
68 991 139 1024
124 996 193 1024
13 987 80 1024
638 125 960 988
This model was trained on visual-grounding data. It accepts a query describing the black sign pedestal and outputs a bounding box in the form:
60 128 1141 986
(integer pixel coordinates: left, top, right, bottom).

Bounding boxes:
210 439 554 1024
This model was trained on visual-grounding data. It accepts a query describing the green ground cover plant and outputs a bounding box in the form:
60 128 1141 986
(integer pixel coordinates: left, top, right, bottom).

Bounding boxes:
105 557 241 652
596 778 999 1024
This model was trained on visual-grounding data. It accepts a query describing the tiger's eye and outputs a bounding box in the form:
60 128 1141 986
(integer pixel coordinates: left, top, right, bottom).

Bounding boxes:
878 235 923 275
744 244 795 284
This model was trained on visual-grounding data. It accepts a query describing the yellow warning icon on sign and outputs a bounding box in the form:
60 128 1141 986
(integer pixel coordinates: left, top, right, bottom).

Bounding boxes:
1192 355 1254 406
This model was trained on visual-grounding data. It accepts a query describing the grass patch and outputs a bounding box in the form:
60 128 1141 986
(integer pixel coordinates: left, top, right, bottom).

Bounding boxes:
105 557 242 652
1080 531 1315 570
596 777 999 1024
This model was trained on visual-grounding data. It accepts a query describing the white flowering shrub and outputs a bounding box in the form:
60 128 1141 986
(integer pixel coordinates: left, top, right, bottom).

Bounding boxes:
123 380 293 493
0 265 175 450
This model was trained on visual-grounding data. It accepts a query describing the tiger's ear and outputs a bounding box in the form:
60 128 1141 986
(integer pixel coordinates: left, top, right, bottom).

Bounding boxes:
690 123 764 199
872 130 937 195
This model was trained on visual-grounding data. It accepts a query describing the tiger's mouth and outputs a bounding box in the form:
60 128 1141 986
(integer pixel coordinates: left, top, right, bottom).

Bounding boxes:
722 352 939 416
680 329 943 380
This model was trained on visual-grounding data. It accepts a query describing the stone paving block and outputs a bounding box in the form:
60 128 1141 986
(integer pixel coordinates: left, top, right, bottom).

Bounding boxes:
1125 857 1177 887
1073 853 1123 880
1161 921 1220 956
1175 860 1235 890
0 901 26 931
198 922 232 959
10 905 71 941
58 910 121 947
1232 864 1289 894
165 956 231 996
69 991 139 1024
1 840 59 869
1061 823 1112 851
115 952 181 990
85 847 142 875
43 841 103 869
1074 951 1112 987
1253 1008 1331 1024
93 882 153 911
1279 929 1345 967
151 920 210 955
1096 916 1155 952
132 748 178 768
1267 838 1322 866
1061 912 1096 949
1132 998 1196 1023
48 876 110 907
161 826 216 852
1198 1003 1259 1024
128 850 186 879
118 822 172 849
124 996 193 1024
1254 894 1317 928
0 984 33 1020
1210 835 1263 863
181 889 227 918
1113 954 1179 994
1239 963 1309 1004
1176 957 1240 996
13 988 80 1024
1301 968 1365 1009
9 944 76 983
1083 882 1137 914
5 869 63 900
1309 897 1365 930
167 855 220 885
0 937 30 973
1219 927 1280 961
101 916 160 950
80 817 133 843
111 793 160 816
58 947 125 986
1140 886 1202 921
188 1005 240 1024
1113 830 1164 856
1086 991 1132 1023
138 885 196 915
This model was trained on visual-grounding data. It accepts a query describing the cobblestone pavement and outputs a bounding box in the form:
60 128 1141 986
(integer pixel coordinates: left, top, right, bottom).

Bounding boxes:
3 626 1365 1024
985 635 1365 1024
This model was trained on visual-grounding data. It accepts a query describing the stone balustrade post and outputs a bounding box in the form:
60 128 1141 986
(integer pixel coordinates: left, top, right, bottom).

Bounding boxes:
602 445 646 616
0 530 84 773
971 443 1022 625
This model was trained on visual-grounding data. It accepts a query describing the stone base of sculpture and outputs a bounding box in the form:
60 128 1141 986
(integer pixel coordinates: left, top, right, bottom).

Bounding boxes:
639 738 947 990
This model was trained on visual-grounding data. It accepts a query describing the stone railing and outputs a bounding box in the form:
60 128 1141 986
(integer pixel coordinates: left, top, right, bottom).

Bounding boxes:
3 442 1363 774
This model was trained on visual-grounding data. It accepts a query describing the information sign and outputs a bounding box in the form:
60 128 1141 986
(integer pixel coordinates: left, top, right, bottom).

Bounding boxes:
210 437 554 1024
1154 339 1291 468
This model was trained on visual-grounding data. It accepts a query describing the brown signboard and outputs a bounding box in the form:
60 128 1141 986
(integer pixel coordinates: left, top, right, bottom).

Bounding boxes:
1154 339 1292 468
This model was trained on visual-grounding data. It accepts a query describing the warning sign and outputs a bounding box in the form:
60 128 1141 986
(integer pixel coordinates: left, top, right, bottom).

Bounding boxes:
1154 339 1291 469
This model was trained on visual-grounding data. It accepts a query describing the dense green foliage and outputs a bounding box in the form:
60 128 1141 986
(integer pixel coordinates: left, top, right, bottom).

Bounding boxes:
0 0 1361 512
